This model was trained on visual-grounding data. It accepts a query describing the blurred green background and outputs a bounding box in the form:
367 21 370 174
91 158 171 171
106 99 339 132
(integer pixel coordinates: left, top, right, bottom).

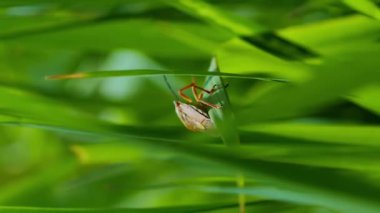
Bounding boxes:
1 0 380 212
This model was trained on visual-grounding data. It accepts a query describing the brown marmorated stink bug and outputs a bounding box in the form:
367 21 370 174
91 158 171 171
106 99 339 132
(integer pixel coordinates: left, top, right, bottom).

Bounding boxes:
173 78 228 132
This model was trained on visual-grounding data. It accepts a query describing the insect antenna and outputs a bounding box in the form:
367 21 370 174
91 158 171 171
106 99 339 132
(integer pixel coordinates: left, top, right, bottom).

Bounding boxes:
163 75 179 100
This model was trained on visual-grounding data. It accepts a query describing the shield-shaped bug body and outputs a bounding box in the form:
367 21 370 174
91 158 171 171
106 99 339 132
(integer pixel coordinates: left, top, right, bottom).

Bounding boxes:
172 80 227 132
174 101 214 132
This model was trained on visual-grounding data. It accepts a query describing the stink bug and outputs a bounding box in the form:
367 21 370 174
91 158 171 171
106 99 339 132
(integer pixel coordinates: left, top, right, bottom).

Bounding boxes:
173 79 227 132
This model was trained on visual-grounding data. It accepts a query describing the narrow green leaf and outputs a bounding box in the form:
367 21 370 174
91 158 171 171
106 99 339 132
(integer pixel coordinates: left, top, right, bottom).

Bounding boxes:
342 0 380 20
206 57 240 146
46 69 287 82
350 85 380 115
166 0 264 35
237 143 380 171
167 0 318 60
216 39 310 82
0 19 213 58
278 15 380 56
0 85 192 143
205 57 245 213
0 201 257 213
241 123 380 146
236 49 380 123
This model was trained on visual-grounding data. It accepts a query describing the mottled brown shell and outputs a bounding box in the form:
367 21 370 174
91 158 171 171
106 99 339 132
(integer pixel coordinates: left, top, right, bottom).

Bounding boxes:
174 101 214 132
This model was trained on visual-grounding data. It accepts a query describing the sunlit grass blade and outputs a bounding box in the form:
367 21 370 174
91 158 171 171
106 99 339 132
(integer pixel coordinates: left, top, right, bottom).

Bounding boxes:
279 15 380 56
350 84 380 115
342 0 380 20
217 39 311 82
165 0 264 35
273 149 380 172
236 49 380 123
237 143 380 171
218 15 380 83
167 0 318 60
241 123 380 146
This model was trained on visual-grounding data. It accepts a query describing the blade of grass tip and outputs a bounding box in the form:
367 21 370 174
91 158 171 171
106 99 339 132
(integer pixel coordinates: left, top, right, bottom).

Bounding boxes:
205 58 239 146
205 57 245 213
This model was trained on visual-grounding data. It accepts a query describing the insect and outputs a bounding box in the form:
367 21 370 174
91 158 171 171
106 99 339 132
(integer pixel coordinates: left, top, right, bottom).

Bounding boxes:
173 79 227 132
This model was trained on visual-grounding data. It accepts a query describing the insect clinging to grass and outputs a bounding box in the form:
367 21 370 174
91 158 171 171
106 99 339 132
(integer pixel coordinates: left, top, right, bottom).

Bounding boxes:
164 76 228 132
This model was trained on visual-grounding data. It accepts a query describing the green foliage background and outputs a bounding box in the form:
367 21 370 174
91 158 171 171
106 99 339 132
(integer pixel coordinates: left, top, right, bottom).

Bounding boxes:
1 0 380 212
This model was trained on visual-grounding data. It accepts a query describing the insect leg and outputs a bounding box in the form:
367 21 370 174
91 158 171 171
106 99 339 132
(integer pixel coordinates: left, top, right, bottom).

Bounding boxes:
198 99 221 109
179 82 196 103
192 84 224 109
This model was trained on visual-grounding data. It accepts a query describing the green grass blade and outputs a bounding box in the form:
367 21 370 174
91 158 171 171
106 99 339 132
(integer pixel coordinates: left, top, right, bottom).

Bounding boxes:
167 0 318 60
216 39 310 82
46 69 287 82
0 19 213 58
205 57 245 212
0 201 260 213
236 49 380 123
279 15 380 56
342 0 380 20
165 0 264 35
0 85 191 142
205 57 240 146
241 123 380 146
350 85 380 115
